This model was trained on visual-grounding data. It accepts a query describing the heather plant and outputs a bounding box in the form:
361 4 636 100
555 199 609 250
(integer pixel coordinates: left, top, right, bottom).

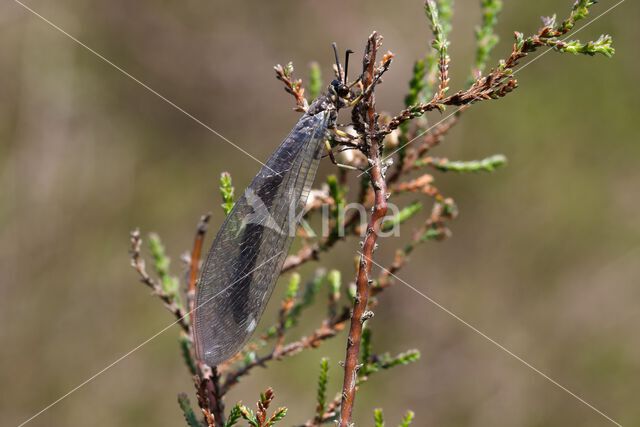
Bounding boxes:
130 1 614 425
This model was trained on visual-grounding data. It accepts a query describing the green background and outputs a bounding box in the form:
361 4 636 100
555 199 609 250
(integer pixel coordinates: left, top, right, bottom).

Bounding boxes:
1 1 638 426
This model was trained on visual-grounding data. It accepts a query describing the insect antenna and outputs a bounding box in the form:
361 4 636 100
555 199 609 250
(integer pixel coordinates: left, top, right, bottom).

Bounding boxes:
332 42 344 82
344 49 354 84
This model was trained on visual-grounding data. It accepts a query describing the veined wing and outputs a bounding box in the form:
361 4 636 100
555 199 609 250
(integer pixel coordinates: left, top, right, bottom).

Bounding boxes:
194 110 329 367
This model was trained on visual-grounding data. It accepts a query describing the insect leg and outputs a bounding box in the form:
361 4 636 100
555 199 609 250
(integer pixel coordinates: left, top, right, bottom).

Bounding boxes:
324 139 363 171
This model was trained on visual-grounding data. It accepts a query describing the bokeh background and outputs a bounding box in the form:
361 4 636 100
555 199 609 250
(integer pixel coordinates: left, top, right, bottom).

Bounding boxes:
1 0 638 426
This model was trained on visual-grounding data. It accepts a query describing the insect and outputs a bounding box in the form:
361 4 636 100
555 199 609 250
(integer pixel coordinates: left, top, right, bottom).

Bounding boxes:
194 45 358 367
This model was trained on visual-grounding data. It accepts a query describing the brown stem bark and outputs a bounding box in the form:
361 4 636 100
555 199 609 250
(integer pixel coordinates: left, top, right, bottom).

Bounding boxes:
129 230 191 332
222 307 349 393
185 214 224 427
195 364 225 427
338 32 388 427
187 213 211 315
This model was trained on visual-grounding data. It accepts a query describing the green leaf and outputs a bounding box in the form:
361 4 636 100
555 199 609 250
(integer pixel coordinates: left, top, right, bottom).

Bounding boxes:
559 0 596 33
381 201 423 232
398 410 415 427
418 227 445 243
327 175 346 238
220 172 235 215
244 351 257 365
374 408 385 427
471 0 503 82
263 270 327 340
177 393 202 427
286 269 325 325
404 59 427 108
327 269 342 318
424 0 451 96
239 405 258 427
508 2 613 66
552 34 615 58
225 404 243 427
423 52 439 100
301 268 326 307
308 62 322 100
397 57 428 163
515 31 525 51
424 0 445 52
267 407 287 426
286 273 300 300
347 282 357 302
419 154 508 173
380 349 421 369
148 233 182 301
327 270 341 302
361 328 372 365
316 358 329 418
179 333 197 376
440 0 454 36
284 62 294 77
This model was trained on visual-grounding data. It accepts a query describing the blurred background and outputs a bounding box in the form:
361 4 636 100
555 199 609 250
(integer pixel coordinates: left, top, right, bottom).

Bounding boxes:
1 0 638 426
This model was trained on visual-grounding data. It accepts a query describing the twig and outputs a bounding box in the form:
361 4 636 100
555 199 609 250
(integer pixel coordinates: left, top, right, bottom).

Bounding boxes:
281 211 361 273
300 343 420 427
273 278 297 356
402 110 462 172
222 308 350 394
187 213 211 315
195 364 225 427
338 32 389 427
377 197 457 290
384 5 614 139
274 62 309 112
181 213 224 427
424 0 450 100
129 229 190 332
302 392 342 427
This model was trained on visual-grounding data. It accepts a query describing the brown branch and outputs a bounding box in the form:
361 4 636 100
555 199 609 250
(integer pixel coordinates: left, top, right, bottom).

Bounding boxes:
274 63 309 112
192 87 456 409
338 32 389 427
381 30 541 137
215 26 511 420
390 174 438 196
281 211 361 273
302 392 342 427
386 107 461 187
300 342 400 427
406 110 461 166
129 229 190 333
181 214 225 427
222 308 350 394
187 213 211 315
273 293 295 356
377 196 457 290
195 364 225 427
282 244 321 273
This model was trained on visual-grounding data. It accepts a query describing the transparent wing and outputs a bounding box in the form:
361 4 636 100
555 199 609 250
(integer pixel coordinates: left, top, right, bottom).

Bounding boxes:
194 110 329 366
